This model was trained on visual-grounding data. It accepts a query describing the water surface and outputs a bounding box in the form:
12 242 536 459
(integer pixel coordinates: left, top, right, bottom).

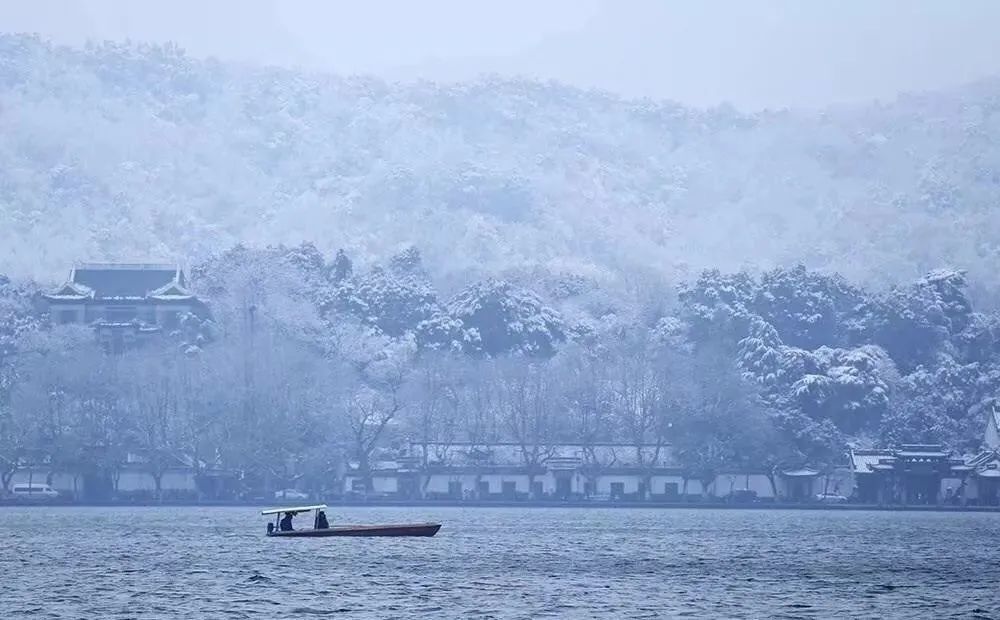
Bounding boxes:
1 506 998 618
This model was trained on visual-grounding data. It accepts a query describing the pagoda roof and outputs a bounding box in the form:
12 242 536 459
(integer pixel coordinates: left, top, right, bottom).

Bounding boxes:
968 449 1000 468
45 263 194 302
147 280 195 301
45 281 94 300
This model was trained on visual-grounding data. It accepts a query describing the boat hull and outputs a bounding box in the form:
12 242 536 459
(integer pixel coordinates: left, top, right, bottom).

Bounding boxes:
267 523 441 538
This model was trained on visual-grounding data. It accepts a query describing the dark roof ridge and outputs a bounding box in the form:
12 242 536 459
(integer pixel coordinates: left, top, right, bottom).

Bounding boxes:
74 262 178 271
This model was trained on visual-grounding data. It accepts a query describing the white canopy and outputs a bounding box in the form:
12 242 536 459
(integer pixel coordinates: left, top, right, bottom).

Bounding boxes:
261 504 327 516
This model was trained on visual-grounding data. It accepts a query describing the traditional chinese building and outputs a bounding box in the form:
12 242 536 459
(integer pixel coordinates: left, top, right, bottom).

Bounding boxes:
43 263 207 352
341 442 849 502
849 445 969 505
961 406 1000 505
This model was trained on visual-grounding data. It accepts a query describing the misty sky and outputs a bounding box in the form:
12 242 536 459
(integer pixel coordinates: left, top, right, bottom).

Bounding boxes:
3 0 1000 110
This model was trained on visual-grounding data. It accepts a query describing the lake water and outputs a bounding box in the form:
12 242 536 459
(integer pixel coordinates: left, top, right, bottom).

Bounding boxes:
1 506 998 619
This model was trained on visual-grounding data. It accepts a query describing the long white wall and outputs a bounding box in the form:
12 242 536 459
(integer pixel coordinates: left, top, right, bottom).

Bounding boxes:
344 471 839 499
8 468 197 494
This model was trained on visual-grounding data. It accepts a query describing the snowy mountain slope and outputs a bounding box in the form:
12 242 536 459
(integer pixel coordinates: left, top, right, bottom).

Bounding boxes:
2 34 999 291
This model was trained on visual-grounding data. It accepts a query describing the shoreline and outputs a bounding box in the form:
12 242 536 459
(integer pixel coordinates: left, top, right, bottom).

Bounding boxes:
2 499 999 512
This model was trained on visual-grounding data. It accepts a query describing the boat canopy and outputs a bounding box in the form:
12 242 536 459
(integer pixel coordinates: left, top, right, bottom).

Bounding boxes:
261 504 327 516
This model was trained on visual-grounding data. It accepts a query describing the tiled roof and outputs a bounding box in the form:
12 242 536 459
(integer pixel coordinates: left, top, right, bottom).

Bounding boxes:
148 280 195 301
968 450 1000 467
897 451 950 458
408 442 674 468
45 263 193 301
71 264 181 299
849 449 893 474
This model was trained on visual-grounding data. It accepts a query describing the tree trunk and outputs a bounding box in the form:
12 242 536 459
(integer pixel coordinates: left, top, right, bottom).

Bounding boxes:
766 472 778 500
153 471 164 502
701 476 715 499
358 453 374 493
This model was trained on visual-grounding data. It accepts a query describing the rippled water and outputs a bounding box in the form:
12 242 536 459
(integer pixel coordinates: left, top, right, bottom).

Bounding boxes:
1 506 999 619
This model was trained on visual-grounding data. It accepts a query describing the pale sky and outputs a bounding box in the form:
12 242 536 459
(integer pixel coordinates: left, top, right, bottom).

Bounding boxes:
3 0 1000 110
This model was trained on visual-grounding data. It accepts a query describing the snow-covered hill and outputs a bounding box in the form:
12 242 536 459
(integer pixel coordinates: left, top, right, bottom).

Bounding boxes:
2 34 1000 292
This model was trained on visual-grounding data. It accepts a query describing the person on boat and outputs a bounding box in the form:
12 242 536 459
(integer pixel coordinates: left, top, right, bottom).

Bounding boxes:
315 510 329 529
279 511 294 531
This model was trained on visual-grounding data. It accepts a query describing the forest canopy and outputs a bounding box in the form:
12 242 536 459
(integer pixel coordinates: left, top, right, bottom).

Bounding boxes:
2 34 1000 299
1 36 1000 494
2 244 998 495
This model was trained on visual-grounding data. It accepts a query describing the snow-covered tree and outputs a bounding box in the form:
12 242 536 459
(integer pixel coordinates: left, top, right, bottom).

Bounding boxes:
446 278 565 357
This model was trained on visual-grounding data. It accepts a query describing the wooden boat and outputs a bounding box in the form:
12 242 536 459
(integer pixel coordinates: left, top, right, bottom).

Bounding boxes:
261 504 441 538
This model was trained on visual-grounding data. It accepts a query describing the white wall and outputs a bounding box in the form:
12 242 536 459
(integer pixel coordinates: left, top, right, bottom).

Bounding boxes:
9 468 197 494
117 470 197 492
372 475 398 494
596 475 639 495
423 474 484 495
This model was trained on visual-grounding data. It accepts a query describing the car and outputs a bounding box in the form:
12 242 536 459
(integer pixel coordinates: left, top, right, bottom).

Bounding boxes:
815 492 848 504
9 483 59 501
274 489 309 501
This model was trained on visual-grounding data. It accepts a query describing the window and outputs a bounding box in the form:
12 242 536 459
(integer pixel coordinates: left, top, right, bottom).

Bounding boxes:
57 310 77 324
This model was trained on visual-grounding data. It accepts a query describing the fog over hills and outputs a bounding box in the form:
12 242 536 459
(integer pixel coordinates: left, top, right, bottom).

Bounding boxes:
1 33 1000 295
5 32 1000 505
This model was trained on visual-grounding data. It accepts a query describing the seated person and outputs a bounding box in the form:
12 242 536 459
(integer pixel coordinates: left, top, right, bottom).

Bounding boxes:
279 512 295 531
315 510 330 529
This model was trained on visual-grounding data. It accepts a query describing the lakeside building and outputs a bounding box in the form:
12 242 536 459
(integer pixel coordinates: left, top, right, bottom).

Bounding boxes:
7 451 234 501
848 445 970 505
342 442 851 502
42 263 208 353
15 262 1000 506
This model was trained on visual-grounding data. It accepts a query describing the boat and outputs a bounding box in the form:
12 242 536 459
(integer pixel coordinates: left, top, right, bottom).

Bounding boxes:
261 504 441 538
